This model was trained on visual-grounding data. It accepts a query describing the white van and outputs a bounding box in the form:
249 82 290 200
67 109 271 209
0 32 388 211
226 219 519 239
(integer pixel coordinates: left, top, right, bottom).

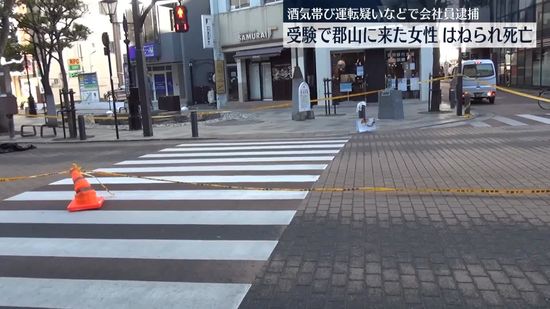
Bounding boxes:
450 59 497 104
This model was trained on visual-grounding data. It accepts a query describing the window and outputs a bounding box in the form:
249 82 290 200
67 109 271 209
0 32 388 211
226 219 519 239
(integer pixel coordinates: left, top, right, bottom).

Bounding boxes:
533 49 541 86
463 64 495 78
230 0 250 10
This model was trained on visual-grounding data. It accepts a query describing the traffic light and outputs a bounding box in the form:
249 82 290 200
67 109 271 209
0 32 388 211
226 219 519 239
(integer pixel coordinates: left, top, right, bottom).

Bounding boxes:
174 5 189 33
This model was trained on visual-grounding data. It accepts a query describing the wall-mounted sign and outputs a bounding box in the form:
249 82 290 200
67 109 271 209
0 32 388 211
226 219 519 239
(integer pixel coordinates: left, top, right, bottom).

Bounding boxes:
68 58 81 71
215 60 226 94
239 27 277 42
201 15 214 48
129 42 159 61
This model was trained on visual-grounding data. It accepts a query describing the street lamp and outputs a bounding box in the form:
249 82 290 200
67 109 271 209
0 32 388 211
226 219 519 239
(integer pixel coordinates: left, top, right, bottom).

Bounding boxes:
122 14 142 131
99 0 124 88
102 32 120 140
99 0 117 22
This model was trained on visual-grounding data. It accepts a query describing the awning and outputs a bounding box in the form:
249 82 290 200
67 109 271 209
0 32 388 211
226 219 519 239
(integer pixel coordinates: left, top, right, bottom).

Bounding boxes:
234 47 283 59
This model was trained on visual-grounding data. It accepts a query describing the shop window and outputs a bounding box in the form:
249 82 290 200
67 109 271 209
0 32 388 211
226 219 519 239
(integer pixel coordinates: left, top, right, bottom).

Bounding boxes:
544 1 550 33
517 49 526 85
230 0 250 10
532 49 541 86
542 48 550 86
525 49 533 85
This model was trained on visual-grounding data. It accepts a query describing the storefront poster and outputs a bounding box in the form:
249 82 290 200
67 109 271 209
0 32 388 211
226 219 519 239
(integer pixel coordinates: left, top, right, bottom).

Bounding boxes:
398 78 408 91
340 82 352 92
78 73 100 104
356 66 364 77
410 78 420 91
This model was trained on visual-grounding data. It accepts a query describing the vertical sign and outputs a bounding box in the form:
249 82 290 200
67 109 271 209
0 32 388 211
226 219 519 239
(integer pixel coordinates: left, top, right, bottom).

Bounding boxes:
215 60 226 94
201 15 214 49
298 82 311 112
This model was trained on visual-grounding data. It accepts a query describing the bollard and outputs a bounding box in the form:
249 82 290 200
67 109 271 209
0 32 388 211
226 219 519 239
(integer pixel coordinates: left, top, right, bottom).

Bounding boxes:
464 93 471 116
7 115 14 139
77 115 87 140
190 111 199 138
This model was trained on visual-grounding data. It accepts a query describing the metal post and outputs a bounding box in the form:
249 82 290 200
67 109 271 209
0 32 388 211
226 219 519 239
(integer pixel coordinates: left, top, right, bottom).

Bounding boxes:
68 89 77 138
464 93 471 115
103 32 120 140
7 115 14 139
190 110 199 138
24 53 37 115
58 89 66 138
457 52 463 116
77 115 87 140
189 61 194 105
428 73 432 111
132 0 153 137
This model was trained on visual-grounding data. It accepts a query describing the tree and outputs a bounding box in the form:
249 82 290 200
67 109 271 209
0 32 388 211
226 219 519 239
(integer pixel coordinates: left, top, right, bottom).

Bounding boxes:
0 0 15 58
16 0 90 129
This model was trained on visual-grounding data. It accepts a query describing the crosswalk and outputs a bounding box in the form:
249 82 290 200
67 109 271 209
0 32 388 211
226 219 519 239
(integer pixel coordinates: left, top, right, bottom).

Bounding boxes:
432 113 550 129
0 137 349 308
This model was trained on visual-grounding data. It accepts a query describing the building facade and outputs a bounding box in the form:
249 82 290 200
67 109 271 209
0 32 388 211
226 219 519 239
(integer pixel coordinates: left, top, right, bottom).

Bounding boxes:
126 0 214 108
487 0 550 88
211 0 294 105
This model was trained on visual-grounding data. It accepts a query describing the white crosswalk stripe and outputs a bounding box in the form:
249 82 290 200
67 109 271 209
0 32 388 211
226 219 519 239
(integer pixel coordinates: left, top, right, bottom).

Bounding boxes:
492 116 527 126
431 114 550 129
517 114 550 125
0 137 349 309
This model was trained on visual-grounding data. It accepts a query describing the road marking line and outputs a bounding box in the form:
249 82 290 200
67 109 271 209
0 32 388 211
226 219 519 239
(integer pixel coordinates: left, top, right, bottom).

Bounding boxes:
160 144 346 152
492 116 527 126
141 150 340 158
0 277 250 309
175 140 349 147
469 121 492 128
0 237 278 261
517 114 550 125
7 190 309 201
0 210 297 225
95 164 328 173
51 175 320 184
116 156 335 165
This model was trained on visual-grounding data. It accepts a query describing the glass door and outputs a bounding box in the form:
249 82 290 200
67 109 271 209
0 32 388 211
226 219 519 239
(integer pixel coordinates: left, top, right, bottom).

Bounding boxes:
248 62 261 101
261 62 273 101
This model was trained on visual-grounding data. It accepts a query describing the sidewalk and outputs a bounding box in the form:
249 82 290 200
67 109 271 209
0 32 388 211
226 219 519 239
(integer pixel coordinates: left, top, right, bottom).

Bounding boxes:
241 128 550 308
0 100 470 143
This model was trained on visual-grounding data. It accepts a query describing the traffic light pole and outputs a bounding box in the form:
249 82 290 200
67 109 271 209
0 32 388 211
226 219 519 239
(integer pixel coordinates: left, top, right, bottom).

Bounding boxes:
132 0 155 137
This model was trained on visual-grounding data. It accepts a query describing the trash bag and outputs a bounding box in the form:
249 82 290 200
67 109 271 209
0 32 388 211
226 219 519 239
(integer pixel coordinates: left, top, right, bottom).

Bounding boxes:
356 118 377 133
0 143 36 154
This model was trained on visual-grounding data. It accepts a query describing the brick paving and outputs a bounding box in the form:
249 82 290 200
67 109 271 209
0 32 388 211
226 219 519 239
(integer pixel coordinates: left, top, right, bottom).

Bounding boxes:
241 126 550 308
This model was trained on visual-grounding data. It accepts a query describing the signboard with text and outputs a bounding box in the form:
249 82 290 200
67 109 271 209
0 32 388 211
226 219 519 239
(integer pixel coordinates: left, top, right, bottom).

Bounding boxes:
78 72 100 103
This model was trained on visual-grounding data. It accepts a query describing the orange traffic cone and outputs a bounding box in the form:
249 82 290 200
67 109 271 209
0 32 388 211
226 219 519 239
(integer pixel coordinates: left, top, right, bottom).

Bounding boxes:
67 164 105 212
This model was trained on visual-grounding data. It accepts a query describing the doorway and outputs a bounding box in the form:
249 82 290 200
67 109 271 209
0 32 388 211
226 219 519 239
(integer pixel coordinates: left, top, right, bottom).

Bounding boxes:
247 61 273 101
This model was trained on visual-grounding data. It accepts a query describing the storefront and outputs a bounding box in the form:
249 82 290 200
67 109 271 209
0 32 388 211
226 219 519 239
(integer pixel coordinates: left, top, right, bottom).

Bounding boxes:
326 48 424 103
217 3 293 102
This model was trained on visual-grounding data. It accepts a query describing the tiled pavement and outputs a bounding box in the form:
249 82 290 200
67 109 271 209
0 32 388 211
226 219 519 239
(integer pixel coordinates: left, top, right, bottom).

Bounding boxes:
241 126 550 308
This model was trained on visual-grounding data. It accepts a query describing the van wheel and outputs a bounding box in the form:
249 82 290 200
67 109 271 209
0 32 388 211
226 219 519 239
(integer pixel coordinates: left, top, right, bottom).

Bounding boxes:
489 97 495 104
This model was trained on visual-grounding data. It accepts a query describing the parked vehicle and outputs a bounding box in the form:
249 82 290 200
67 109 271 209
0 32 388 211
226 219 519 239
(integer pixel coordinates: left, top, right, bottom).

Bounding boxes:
449 59 497 104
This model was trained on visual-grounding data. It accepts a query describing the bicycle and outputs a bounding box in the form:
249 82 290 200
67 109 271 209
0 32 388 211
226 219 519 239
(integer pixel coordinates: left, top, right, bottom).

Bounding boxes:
538 88 550 110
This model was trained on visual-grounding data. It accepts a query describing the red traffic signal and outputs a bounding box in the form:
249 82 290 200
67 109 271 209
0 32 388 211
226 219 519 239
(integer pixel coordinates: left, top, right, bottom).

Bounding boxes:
174 5 189 33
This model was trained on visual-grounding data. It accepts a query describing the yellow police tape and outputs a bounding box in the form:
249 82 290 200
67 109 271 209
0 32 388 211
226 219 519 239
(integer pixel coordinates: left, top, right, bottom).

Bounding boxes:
20 110 230 120
2 166 549 196
0 170 68 183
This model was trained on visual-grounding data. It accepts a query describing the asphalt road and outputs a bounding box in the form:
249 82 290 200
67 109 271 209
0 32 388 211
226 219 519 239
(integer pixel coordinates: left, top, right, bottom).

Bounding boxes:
0 137 350 308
